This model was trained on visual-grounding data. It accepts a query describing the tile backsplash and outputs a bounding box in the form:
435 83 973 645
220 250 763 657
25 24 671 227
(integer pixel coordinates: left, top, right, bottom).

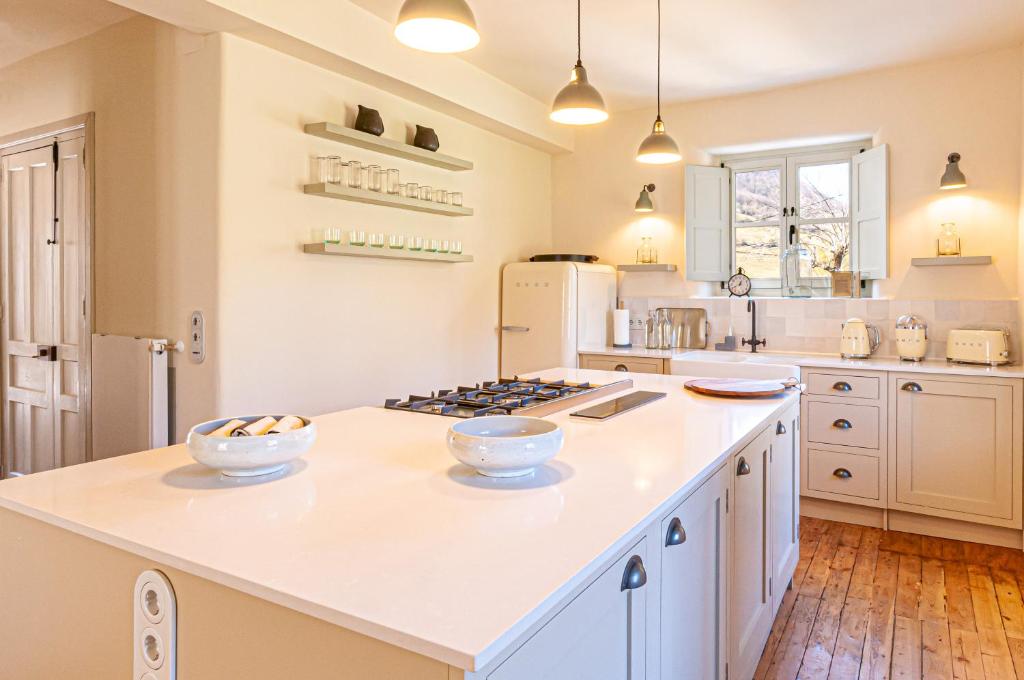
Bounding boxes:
623 297 1020 359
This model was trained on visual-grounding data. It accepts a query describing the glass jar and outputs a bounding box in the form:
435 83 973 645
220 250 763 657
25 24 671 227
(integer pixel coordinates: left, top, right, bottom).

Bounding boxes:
937 222 961 256
636 236 657 264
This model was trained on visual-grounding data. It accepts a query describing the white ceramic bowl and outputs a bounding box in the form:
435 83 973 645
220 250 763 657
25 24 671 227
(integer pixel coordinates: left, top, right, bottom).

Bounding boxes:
446 416 563 477
187 415 317 477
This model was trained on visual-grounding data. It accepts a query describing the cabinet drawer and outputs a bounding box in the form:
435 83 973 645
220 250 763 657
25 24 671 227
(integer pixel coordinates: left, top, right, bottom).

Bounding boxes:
578 354 663 374
805 373 880 400
807 449 879 500
806 401 879 449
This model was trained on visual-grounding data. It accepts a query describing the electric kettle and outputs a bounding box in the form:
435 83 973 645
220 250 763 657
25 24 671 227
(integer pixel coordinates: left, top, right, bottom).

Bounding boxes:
839 318 880 359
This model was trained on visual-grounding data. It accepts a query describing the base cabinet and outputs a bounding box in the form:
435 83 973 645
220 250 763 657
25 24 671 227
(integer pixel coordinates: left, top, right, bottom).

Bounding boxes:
659 465 730 680
770 404 800 614
487 540 648 680
730 426 774 680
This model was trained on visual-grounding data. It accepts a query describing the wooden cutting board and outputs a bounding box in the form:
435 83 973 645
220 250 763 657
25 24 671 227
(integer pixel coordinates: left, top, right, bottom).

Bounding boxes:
684 378 796 398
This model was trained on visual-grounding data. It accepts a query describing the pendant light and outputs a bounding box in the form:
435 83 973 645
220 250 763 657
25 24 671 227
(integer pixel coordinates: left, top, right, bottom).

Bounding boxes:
550 0 608 125
395 0 480 53
636 0 681 164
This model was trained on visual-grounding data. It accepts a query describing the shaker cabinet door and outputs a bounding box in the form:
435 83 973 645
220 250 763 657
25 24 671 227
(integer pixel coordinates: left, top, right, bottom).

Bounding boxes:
770 404 800 615
892 376 1020 526
488 540 647 680
730 426 774 680
659 465 729 680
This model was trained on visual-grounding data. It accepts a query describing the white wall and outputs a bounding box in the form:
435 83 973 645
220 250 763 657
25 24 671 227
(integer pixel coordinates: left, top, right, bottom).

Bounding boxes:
553 46 1024 301
214 34 553 416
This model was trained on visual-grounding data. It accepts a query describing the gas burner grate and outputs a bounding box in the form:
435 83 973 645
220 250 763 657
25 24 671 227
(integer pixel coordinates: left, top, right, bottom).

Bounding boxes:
385 377 632 418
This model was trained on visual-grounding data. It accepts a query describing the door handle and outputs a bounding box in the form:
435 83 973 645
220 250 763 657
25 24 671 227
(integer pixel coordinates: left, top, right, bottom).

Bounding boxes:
832 381 852 392
833 468 853 479
34 345 58 361
902 382 922 392
665 517 686 547
620 555 647 591
737 456 751 476
500 325 529 332
776 420 787 435
832 418 853 430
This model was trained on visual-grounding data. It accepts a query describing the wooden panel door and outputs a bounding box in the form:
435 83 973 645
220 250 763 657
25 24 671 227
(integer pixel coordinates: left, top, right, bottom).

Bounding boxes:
892 376 1019 525
659 465 729 680
1 146 56 475
730 426 773 680
53 137 87 468
770 403 800 614
488 540 647 680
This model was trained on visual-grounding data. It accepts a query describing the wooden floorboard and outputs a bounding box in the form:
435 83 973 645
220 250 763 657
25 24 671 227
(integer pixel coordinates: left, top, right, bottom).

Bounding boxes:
757 517 1024 679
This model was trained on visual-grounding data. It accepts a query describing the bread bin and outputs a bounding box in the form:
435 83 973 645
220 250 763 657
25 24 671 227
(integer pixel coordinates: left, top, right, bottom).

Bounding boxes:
840 318 880 359
947 328 1011 366
894 314 927 361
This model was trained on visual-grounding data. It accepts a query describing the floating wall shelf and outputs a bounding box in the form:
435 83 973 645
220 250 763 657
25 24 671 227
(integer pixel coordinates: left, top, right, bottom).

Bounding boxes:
617 264 678 272
304 183 474 216
304 122 473 172
910 255 992 267
304 243 473 263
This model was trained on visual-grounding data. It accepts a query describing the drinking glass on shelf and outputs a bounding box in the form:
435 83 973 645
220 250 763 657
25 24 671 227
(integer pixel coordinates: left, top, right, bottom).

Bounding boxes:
425 239 439 252
433 189 448 204
348 230 366 246
451 240 463 254
408 236 424 251
385 169 400 195
366 165 383 192
316 156 331 183
438 239 450 253
324 227 342 244
419 185 433 201
346 161 363 188
405 182 418 198
388 234 405 249
330 157 346 184
369 232 386 248
449 192 463 207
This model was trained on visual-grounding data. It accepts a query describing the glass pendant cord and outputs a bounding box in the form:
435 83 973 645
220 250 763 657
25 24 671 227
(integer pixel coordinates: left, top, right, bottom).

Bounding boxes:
575 0 582 66
655 0 662 119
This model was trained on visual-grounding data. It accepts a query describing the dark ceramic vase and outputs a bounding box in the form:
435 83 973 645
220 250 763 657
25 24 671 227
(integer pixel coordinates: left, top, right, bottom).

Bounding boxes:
413 125 439 152
354 105 384 136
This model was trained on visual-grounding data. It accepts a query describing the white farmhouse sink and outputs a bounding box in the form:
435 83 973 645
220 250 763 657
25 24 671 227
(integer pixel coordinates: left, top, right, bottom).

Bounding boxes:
671 351 799 380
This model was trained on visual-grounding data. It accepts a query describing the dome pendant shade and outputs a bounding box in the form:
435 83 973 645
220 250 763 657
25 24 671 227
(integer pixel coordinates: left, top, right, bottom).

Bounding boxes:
636 118 681 164
939 152 967 190
395 0 480 53
550 62 608 125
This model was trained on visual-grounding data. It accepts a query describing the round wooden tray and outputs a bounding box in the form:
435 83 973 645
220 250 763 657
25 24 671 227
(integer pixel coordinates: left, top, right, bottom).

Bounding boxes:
684 378 798 398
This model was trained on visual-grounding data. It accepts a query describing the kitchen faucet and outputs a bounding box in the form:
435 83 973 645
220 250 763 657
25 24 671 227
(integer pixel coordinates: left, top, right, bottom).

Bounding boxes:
742 299 766 353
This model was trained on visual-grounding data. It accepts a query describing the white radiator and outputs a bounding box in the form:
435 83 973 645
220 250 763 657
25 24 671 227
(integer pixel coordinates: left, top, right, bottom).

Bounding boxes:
91 334 171 460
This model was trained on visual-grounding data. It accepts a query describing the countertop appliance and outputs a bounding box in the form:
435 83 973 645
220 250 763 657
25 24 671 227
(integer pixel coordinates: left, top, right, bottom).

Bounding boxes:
894 314 928 362
385 377 632 418
500 261 616 376
839 318 880 359
947 328 1011 366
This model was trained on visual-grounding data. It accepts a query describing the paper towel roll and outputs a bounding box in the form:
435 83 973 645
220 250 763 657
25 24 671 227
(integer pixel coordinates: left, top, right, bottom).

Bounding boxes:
613 309 631 347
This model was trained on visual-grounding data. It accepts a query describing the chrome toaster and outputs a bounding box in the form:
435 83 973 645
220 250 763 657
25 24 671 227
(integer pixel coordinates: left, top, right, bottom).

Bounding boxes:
946 328 1011 366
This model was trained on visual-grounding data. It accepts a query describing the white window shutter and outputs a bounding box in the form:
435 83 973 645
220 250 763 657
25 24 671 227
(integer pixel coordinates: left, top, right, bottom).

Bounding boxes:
685 165 731 281
851 144 889 279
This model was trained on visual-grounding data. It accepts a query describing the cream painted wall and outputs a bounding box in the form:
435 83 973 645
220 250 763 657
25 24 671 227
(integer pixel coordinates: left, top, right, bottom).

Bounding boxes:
215 34 552 416
0 17 221 441
553 46 1024 301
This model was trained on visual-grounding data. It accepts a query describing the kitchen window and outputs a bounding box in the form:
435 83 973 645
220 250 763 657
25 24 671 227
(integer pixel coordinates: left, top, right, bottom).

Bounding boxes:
728 146 856 289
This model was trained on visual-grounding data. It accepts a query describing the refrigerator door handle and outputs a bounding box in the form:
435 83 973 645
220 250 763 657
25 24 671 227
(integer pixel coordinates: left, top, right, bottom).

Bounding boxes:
501 326 530 332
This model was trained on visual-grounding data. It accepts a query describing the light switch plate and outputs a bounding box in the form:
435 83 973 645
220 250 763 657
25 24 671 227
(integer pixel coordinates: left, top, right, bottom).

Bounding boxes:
189 311 205 364
133 570 176 680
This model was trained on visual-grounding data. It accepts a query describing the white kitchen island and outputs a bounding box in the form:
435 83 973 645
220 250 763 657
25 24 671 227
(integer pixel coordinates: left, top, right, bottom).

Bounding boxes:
0 368 799 680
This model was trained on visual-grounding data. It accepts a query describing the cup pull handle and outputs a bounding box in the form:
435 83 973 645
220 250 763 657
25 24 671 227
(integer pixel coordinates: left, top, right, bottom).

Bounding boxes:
832 418 853 430
833 468 853 479
614 364 629 372
832 381 852 392
620 555 647 591
665 517 686 547
737 456 751 476
776 421 787 435
902 382 922 392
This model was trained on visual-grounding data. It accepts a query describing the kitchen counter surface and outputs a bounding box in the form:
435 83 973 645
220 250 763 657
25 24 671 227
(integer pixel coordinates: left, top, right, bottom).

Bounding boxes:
0 368 797 672
579 345 1024 379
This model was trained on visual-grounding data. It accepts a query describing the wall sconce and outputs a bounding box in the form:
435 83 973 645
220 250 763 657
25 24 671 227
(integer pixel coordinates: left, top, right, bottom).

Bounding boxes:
939 152 967 190
634 183 656 212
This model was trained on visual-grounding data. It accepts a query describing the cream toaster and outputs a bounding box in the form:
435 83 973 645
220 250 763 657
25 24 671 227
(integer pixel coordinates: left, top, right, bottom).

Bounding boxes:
946 328 1011 366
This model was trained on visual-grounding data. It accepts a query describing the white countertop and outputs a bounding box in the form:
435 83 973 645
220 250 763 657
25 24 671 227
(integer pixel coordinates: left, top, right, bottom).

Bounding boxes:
0 368 797 671
579 345 1024 379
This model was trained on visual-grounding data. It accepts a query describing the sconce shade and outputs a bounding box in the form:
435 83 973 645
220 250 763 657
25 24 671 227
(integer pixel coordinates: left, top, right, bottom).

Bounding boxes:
550 63 608 125
939 152 967 190
395 0 480 53
634 183 655 212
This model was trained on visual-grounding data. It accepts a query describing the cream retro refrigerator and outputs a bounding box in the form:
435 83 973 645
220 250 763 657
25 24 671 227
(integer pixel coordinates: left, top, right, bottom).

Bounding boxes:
500 262 616 376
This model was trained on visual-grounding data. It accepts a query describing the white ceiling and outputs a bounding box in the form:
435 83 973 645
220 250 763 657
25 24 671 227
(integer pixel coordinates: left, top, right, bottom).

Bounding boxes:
351 0 1024 111
0 0 134 71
